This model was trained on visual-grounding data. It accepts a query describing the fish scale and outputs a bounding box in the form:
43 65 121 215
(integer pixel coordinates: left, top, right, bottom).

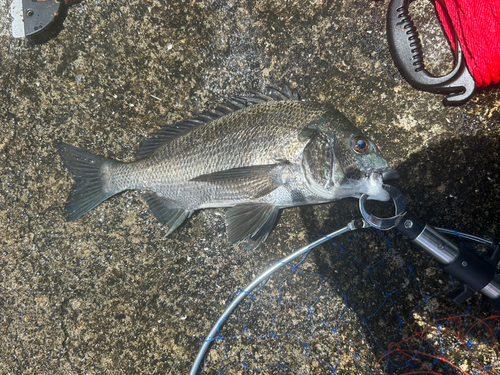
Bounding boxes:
58 88 398 251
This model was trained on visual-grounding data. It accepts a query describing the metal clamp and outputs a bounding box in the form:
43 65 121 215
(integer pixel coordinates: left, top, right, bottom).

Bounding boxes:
359 184 500 308
359 184 407 230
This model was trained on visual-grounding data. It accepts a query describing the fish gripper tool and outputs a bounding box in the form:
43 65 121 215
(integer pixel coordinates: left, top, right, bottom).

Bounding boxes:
386 0 475 105
360 184 500 308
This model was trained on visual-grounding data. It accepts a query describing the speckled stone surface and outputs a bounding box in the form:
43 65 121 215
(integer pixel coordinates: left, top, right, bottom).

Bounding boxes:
1 0 499 374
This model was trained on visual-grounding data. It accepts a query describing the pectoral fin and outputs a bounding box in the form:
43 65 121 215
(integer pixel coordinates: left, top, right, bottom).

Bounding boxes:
191 164 284 199
225 203 279 252
143 192 192 235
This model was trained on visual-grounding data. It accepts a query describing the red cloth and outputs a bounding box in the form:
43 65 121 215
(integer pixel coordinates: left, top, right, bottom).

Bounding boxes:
435 0 500 87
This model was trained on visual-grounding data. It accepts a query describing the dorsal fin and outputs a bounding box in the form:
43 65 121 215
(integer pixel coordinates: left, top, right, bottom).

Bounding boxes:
136 119 205 159
136 85 300 159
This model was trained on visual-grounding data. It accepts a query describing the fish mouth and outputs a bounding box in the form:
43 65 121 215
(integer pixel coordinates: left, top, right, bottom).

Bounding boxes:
366 167 400 182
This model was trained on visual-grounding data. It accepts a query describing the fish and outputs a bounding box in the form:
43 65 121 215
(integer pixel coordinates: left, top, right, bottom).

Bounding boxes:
58 87 398 251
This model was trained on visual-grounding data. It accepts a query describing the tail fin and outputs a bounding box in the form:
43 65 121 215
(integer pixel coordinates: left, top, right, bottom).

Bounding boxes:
57 142 118 221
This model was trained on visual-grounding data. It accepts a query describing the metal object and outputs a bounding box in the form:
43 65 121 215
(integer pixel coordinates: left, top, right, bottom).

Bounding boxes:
481 274 500 300
10 0 63 38
414 225 458 264
387 0 475 105
359 184 407 230
189 218 370 375
360 184 500 308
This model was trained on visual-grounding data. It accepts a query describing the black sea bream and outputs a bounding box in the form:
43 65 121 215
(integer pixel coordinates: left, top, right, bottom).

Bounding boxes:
58 88 398 251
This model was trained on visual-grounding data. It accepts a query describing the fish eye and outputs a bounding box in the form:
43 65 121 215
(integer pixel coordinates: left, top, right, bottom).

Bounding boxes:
351 137 370 154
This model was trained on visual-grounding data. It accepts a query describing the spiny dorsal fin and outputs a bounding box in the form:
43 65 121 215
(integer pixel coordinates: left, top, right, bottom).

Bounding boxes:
136 119 204 159
136 85 300 160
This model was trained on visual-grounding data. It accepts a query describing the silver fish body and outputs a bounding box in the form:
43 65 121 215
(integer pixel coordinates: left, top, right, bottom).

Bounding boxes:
58 90 397 251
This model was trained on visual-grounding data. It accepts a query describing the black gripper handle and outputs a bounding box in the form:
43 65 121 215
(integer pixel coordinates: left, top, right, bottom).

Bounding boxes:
387 0 475 105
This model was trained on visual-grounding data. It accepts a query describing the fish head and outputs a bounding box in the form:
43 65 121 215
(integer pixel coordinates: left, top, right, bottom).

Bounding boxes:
301 109 398 202
332 129 398 201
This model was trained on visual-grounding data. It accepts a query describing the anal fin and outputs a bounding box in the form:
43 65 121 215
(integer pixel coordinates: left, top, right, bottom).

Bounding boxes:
143 192 192 235
225 203 279 252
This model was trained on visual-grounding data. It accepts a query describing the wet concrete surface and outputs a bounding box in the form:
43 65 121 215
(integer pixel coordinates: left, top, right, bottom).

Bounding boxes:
1 0 499 374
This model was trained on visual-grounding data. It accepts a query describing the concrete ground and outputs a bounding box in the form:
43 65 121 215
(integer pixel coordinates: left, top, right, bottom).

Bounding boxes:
1 0 499 374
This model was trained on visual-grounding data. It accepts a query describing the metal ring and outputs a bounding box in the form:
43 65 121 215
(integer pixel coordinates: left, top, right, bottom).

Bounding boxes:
359 185 407 230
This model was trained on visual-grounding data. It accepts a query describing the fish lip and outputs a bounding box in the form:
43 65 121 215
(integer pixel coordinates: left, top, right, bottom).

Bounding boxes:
366 167 400 182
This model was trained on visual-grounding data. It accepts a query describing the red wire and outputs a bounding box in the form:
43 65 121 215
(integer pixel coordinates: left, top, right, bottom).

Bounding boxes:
435 0 500 87
376 315 500 375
